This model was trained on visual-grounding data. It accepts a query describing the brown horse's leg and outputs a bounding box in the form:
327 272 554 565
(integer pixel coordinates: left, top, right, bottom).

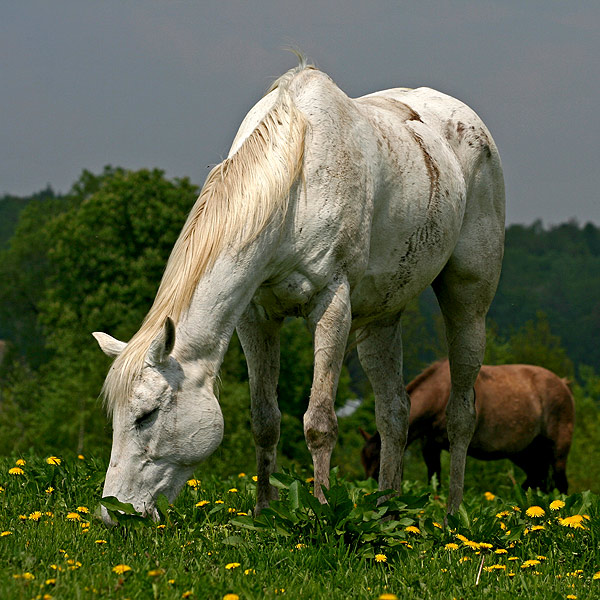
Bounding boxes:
551 438 571 494
304 278 352 502
237 303 283 514
550 409 573 494
513 443 551 492
422 438 442 484
357 314 408 495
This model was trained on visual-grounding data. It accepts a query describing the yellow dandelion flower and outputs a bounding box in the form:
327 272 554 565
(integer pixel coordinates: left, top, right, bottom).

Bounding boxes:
592 571 600 580
379 594 399 600
445 543 459 550
78 454 85 460
195 500 210 508
295 543 306 550
375 553 387 563
484 564 507 572
228 508 236 514
525 506 545 518
156 524 166 529
521 559 541 569
148 568 165 577
508 557 519 561
567 596 577 599
228 488 238 493
432 521 442 529
66 512 81 521
112 564 132 574
559 515 586 528
215 500 224 504
186 479 200 488
46 456 61 465
531 525 545 532
1 531 12 536
463 540 480 550
95 539 107 544
495 549 508 554
223 595 240 600
252 475 258 482
13 572 35 580
15 459 26 466
455 534 469 542
225 562 241 570
45 487 54 494
484 491 495 501
45 578 56 585
405 525 420 534
182 591 193 598
305 477 314 483
244 568 256 575
237 512 248 516
9 467 24 475
512 505 521 512
495 511 510 518
76 506 89 514
459 556 471 563
550 500 565 510
28 511 42 521
479 542 493 549
0 486 4 492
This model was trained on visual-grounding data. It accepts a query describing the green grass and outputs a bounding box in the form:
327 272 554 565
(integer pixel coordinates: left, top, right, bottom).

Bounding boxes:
0 455 599 600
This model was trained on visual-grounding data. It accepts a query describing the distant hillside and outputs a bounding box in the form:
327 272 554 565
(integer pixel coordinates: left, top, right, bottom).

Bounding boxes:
490 220 600 370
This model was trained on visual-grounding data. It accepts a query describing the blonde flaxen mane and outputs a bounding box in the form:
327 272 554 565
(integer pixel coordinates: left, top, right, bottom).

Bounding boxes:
102 65 309 416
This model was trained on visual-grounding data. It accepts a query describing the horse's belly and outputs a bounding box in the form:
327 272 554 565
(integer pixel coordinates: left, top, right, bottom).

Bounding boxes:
350 212 461 320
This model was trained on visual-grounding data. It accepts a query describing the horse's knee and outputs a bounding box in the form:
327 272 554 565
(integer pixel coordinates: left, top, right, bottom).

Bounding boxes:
446 389 476 446
304 404 338 453
252 403 281 449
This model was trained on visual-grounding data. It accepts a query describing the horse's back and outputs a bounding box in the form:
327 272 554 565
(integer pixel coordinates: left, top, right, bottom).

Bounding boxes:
471 364 574 456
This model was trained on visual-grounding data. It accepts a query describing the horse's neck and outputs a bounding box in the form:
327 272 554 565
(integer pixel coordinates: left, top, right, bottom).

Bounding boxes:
173 239 271 370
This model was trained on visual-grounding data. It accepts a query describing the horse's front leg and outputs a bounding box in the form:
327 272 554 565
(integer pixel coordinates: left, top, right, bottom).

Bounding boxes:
237 303 283 514
305 277 352 502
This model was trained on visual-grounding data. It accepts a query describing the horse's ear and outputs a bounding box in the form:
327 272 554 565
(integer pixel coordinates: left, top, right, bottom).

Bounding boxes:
147 317 176 366
92 332 127 358
358 427 372 441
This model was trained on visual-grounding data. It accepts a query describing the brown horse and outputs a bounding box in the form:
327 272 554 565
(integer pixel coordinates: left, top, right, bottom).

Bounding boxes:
360 360 574 492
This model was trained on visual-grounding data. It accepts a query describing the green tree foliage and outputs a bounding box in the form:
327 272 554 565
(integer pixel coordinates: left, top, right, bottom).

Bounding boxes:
1 168 199 455
489 220 600 370
484 312 574 378
0 186 56 248
0 189 67 364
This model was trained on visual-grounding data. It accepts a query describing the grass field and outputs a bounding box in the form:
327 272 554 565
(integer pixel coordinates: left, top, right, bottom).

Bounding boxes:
0 455 599 600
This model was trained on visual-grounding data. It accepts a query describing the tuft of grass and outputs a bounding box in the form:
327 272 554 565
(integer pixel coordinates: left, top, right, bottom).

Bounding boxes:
0 455 599 599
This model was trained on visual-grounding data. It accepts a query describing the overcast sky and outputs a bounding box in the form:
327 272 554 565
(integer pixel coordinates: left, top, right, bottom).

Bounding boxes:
2 1 599 225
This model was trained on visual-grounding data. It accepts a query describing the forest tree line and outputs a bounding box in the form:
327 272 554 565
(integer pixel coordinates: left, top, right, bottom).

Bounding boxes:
0 168 599 490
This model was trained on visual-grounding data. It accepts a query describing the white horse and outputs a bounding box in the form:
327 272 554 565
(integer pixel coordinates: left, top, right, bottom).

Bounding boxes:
94 60 504 523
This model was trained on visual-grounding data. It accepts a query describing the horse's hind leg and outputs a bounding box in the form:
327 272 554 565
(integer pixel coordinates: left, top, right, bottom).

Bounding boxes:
304 277 352 502
357 315 408 494
237 303 283 514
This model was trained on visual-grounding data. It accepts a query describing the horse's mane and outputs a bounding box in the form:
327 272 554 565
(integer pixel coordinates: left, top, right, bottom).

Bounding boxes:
102 62 309 416
406 359 447 394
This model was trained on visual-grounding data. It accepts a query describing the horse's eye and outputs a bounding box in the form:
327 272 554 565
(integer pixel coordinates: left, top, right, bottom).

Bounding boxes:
134 407 159 428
